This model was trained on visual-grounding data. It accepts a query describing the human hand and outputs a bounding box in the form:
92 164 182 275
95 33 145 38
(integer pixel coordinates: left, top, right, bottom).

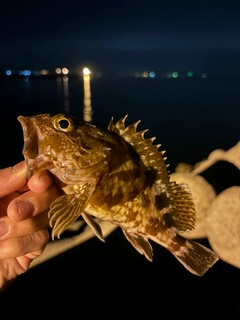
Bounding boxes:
0 161 62 292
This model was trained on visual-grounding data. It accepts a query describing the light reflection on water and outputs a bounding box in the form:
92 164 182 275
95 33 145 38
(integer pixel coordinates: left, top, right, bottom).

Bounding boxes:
55 74 92 119
56 76 70 114
63 76 70 113
83 72 93 122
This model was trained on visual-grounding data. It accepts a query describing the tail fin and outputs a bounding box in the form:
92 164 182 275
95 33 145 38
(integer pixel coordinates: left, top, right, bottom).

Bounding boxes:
173 239 219 276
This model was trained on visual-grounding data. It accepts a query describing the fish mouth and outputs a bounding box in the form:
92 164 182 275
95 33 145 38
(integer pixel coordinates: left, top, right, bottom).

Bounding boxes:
18 116 53 179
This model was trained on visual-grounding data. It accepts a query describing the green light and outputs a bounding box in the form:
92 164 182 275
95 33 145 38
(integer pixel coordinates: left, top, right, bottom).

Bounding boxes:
188 71 193 77
172 72 178 78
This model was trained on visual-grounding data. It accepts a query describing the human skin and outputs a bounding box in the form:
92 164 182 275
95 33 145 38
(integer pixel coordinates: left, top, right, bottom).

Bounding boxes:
0 161 62 292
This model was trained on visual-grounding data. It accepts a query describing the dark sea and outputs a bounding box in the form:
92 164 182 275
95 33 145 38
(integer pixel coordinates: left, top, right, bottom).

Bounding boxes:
1 75 240 317
1 75 239 170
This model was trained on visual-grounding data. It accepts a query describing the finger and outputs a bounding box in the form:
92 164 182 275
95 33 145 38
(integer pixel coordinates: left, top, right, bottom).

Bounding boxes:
28 171 54 194
0 229 49 260
0 191 22 218
0 161 27 198
0 210 50 240
7 183 63 222
0 246 46 293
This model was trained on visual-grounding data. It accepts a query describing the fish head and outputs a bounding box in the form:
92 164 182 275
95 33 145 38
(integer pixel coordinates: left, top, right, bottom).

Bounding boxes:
18 113 110 183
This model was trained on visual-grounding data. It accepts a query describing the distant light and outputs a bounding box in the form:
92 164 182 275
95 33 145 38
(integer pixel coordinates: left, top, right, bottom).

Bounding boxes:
167 72 172 78
149 71 155 78
32 70 41 76
172 72 178 78
40 69 49 75
55 67 61 74
202 72 208 78
6 70 11 76
134 72 141 77
142 71 148 78
23 70 31 76
62 68 69 75
83 67 91 75
187 71 194 77
18 70 31 76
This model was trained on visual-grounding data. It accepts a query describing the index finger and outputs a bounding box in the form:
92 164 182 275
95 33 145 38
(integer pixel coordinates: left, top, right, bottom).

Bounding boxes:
0 161 27 198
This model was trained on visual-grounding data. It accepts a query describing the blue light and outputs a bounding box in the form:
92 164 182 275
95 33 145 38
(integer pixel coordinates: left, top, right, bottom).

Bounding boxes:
6 70 11 76
149 71 155 78
18 70 23 75
23 70 31 76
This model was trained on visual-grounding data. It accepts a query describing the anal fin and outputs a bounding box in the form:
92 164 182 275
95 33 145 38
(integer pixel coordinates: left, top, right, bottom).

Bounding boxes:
166 182 196 232
122 229 153 261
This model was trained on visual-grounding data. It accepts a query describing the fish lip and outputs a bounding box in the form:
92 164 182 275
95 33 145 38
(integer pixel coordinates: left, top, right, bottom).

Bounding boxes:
18 116 39 179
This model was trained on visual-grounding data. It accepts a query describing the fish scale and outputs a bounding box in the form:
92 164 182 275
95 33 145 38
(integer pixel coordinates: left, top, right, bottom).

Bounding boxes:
18 113 219 276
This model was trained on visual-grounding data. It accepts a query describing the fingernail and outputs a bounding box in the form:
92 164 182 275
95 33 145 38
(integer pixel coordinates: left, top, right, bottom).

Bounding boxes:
12 161 25 172
0 220 9 238
17 200 35 220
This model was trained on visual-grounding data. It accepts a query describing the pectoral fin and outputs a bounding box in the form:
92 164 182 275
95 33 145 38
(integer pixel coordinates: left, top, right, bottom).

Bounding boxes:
122 229 153 261
166 182 196 232
82 212 105 242
49 182 96 239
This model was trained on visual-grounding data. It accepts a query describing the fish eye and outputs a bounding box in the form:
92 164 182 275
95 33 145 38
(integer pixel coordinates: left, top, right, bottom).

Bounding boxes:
53 115 75 132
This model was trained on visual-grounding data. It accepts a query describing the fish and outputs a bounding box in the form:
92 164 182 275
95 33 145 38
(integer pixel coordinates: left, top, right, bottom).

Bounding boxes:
18 113 219 276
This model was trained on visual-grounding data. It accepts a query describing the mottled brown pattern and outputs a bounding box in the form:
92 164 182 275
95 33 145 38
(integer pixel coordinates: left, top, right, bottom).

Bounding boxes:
18 113 218 276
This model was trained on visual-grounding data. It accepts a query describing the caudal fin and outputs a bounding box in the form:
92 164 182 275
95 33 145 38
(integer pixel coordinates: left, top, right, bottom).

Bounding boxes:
173 239 219 276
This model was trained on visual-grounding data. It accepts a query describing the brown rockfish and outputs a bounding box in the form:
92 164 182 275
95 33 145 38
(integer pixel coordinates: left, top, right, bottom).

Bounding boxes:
18 113 218 276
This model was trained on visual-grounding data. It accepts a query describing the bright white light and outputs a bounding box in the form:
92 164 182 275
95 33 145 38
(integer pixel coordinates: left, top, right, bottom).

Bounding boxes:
62 68 69 75
55 67 61 74
83 67 91 75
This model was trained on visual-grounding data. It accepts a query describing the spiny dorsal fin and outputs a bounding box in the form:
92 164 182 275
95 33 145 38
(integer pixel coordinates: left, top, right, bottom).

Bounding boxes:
108 116 196 233
166 182 196 232
108 115 170 186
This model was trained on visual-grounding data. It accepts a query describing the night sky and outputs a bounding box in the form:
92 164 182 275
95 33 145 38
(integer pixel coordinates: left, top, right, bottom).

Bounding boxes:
1 1 240 74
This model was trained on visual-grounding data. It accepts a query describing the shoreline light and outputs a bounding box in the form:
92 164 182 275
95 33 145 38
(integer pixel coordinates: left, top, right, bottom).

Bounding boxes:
83 67 91 76
40 69 48 75
62 68 69 75
55 67 61 74
172 71 178 78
